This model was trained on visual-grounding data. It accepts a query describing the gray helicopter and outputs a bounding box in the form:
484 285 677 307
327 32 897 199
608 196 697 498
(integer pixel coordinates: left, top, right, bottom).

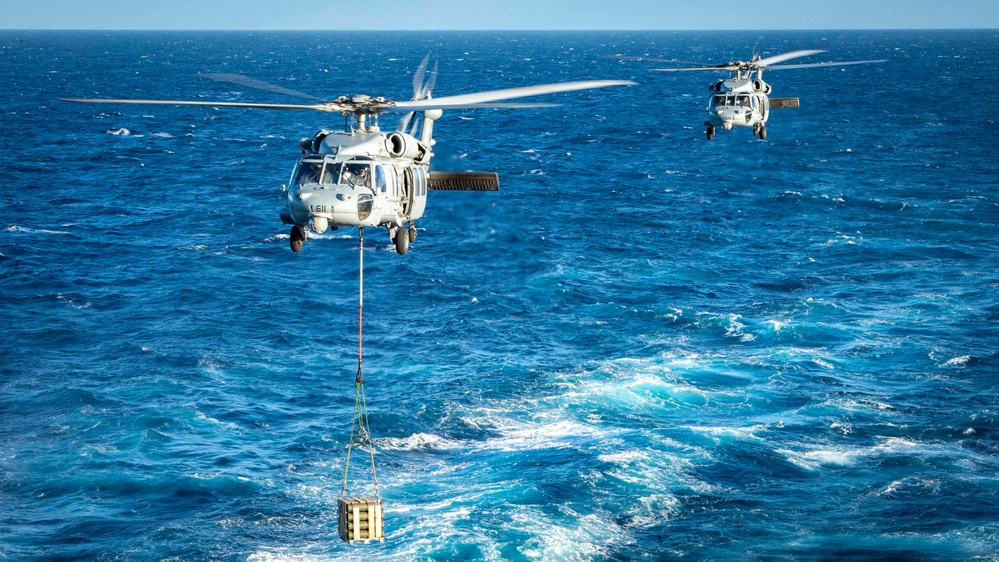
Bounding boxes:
618 50 884 139
64 55 634 253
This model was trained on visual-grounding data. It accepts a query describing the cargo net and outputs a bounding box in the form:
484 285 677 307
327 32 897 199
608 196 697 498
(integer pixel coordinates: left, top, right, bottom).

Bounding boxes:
339 227 385 544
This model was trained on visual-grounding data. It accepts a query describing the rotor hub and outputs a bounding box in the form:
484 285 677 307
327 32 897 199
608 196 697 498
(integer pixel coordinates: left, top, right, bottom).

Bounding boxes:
327 94 399 116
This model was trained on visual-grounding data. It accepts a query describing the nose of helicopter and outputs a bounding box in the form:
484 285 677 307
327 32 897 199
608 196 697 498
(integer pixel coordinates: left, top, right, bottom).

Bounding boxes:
714 106 752 129
288 184 374 230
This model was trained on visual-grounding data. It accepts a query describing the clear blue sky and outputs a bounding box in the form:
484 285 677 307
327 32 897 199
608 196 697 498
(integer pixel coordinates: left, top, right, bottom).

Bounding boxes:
2 0 997 30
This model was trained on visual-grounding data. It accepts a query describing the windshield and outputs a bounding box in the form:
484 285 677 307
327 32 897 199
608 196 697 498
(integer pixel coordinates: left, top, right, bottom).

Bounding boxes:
294 160 323 186
342 163 371 187
323 162 341 185
712 94 752 108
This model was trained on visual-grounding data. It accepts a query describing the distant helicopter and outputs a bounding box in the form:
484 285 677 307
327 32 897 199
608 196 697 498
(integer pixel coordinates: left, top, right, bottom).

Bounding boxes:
620 50 884 140
64 56 635 253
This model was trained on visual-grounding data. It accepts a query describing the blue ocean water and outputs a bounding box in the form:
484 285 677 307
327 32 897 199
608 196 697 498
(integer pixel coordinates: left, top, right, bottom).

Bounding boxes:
1 29 998 560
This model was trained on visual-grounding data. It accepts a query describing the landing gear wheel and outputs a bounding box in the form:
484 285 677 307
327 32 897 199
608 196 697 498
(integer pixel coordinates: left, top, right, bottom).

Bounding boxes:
408 225 417 243
706 126 715 140
394 229 410 255
290 225 306 253
759 125 767 140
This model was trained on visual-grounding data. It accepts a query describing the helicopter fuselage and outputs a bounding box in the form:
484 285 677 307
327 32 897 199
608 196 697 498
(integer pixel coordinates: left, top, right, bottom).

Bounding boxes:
705 78 771 135
282 129 429 237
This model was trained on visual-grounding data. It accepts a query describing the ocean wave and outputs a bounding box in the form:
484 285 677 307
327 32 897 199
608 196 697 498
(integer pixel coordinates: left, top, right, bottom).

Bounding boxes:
377 432 463 451
474 417 609 452
777 446 861 470
684 424 769 443
940 355 972 368
514 509 619 561
6 225 72 235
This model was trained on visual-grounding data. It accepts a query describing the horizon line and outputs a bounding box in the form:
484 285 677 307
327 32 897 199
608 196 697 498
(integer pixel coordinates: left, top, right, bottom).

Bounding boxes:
2 27 998 32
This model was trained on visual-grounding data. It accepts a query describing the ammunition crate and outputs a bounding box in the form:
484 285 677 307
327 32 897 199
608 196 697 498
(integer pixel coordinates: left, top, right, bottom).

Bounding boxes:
338 496 384 543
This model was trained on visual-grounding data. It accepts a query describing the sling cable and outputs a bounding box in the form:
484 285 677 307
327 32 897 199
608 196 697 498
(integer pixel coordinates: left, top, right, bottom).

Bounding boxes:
338 227 385 544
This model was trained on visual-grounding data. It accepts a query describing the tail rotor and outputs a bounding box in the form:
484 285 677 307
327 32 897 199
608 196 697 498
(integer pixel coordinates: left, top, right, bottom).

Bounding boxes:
398 53 438 135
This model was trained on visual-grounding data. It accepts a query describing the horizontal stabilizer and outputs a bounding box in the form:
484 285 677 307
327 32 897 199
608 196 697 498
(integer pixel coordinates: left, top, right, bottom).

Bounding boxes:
770 97 800 109
428 172 500 191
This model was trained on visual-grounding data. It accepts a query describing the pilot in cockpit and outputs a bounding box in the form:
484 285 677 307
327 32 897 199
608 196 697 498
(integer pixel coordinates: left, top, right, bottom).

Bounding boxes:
343 164 371 187
296 161 323 186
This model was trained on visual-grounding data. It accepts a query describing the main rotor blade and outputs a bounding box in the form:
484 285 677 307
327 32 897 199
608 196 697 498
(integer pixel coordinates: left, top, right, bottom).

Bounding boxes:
609 54 717 67
387 80 635 112
763 59 887 70
397 111 415 132
61 98 344 112
649 66 739 72
386 102 560 113
755 49 826 67
198 73 326 102
412 53 431 99
420 60 438 99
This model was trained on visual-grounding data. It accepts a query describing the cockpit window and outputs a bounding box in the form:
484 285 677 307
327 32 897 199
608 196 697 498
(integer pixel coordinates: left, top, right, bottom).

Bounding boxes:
294 160 323 186
342 163 371 187
323 162 341 185
712 94 752 108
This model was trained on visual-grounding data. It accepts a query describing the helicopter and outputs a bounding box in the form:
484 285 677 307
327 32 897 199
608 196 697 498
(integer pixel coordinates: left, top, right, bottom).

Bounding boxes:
621 50 884 140
63 55 635 253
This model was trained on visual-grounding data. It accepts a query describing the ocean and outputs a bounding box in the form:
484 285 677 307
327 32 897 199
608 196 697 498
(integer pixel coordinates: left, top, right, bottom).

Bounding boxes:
1 29 998 560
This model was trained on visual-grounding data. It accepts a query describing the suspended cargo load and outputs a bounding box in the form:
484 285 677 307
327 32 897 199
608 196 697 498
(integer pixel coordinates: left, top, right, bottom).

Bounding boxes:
338 496 384 544
337 228 384 544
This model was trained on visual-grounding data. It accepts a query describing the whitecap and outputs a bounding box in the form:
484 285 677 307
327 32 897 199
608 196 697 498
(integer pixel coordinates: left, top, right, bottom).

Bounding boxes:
723 313 755 342
941 355 971 368
685 424 768 442
513 508 618 561
6 225 70 235
470 417 608 452
778 446 859 470
107 127 131 135
55 294 92 309
811 358 834 369
598 450 647 464
377 432 462 451
194 410 240 431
